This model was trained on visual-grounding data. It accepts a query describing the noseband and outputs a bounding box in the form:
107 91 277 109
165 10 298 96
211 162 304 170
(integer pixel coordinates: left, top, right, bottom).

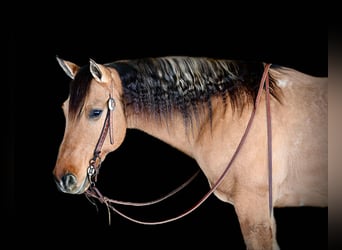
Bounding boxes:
87 95 115 186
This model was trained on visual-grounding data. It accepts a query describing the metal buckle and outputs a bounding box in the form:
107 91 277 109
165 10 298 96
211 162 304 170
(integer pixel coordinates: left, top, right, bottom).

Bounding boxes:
108 97 116 111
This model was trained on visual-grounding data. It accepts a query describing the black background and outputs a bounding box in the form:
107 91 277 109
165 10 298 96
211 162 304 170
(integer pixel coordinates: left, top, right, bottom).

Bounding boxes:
6 7 327 249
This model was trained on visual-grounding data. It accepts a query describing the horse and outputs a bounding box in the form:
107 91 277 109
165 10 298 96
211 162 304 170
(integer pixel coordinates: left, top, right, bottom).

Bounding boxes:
53 56 327 250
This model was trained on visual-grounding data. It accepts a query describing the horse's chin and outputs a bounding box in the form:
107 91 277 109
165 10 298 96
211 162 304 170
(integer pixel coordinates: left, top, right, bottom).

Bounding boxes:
74 177 91 194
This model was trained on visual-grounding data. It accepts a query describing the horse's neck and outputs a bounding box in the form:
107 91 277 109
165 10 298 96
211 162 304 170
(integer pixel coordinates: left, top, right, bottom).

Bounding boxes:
126 111 198 157
125 96 251 159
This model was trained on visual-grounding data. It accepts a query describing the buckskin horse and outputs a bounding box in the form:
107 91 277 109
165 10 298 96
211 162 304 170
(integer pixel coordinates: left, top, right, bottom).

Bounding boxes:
53 56 327 249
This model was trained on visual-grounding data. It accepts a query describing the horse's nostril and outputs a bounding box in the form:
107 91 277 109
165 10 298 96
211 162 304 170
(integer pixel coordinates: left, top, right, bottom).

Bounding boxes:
61 173 77 191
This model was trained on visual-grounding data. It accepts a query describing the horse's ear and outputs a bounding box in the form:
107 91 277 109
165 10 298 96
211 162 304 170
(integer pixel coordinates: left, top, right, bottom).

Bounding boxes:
89 59 111 83
56 56 79 79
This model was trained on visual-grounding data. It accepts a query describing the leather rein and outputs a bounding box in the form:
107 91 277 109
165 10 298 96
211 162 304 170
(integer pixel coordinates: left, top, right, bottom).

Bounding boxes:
85 63 273 225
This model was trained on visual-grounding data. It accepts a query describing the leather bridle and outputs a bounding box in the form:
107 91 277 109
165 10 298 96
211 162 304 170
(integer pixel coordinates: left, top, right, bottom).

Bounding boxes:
87 95 115 186
85 63 273 224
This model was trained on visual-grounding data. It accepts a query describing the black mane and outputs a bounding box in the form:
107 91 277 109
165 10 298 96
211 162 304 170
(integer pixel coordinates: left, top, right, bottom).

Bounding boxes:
110 57 280 127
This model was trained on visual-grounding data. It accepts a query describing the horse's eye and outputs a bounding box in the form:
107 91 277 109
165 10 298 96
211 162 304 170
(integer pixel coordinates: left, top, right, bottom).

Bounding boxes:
88 109 103 119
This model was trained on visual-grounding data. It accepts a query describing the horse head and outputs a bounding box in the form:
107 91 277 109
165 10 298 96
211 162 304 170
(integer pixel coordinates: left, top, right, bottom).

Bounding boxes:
53 57 127 194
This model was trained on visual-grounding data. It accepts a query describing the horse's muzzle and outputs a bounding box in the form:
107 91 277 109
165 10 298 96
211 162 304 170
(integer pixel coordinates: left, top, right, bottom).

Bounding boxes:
55 173 85 194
